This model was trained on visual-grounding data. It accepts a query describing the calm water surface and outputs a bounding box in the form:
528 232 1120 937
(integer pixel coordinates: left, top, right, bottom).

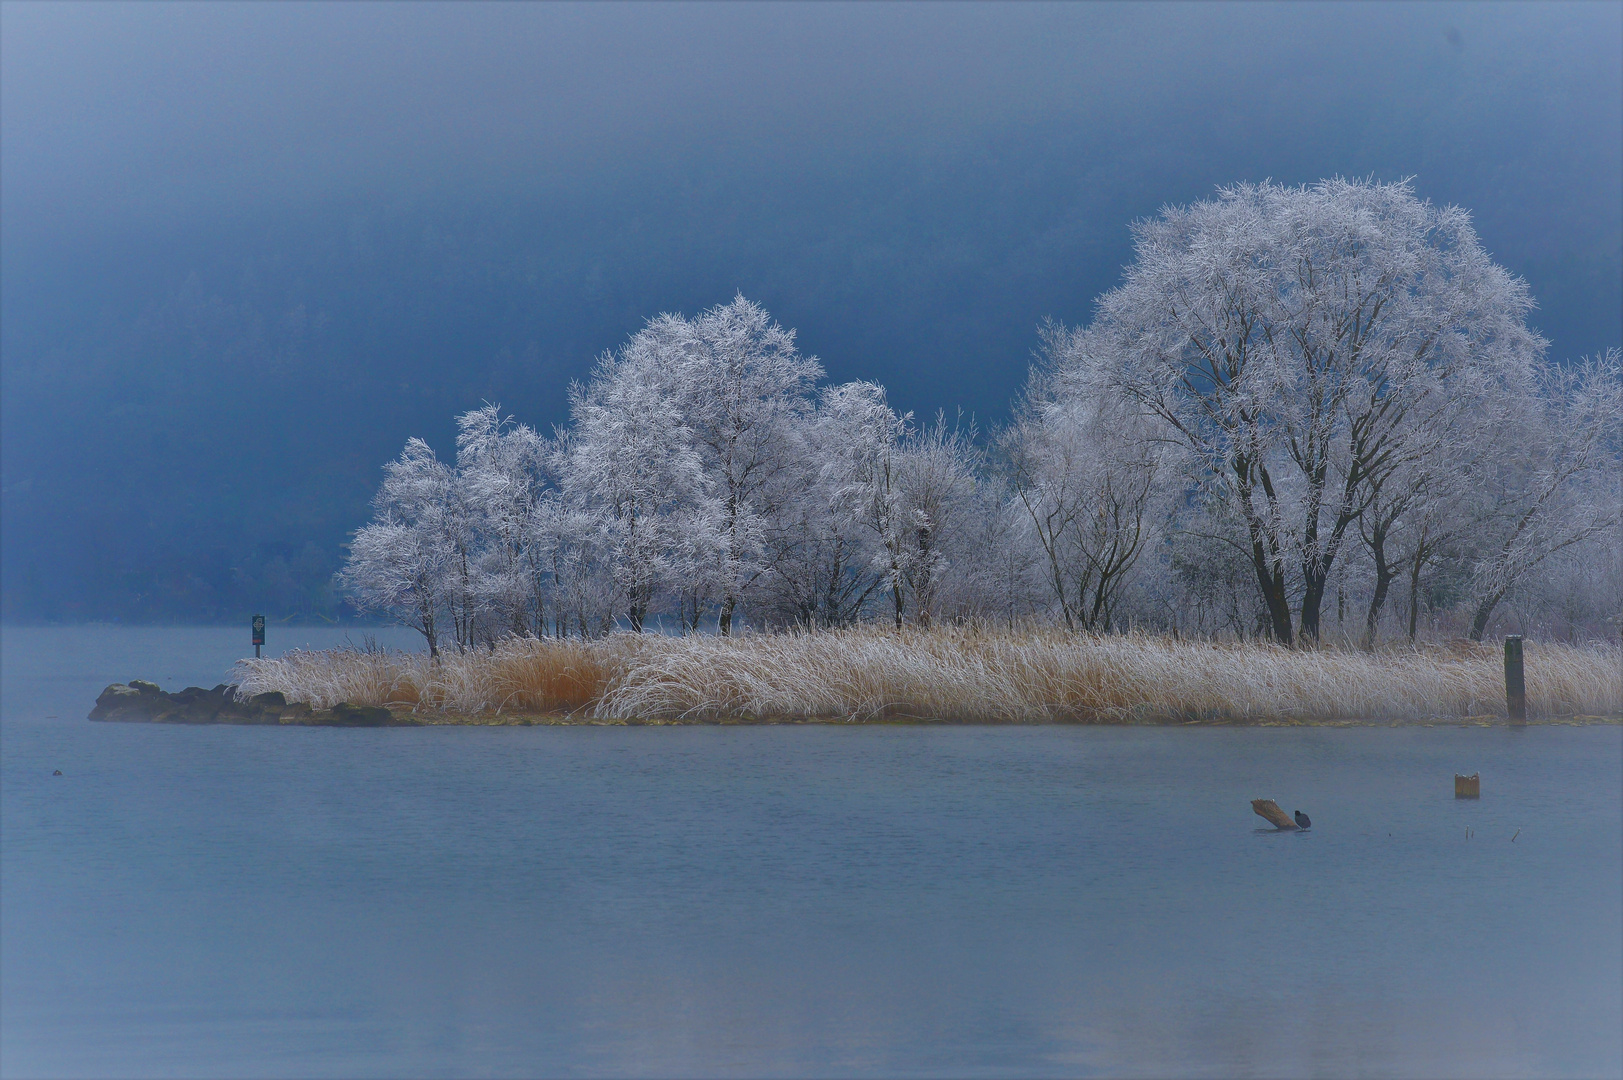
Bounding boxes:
3 626 1620 1078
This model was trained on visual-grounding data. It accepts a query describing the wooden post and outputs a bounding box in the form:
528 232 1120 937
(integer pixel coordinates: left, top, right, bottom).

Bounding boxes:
1454 773 1480 798
1504 635 1526 725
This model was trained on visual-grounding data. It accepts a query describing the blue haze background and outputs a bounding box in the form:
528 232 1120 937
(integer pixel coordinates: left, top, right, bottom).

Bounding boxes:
2 1 1620 623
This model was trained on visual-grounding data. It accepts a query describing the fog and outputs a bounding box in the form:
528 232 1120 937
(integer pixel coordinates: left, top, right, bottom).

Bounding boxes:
2 1 1618 622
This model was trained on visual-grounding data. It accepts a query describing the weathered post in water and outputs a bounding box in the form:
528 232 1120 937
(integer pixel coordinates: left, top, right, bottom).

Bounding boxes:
252 613 265 659
1250 799 1298 830
1455 773 1480 798
1504 635 1526 725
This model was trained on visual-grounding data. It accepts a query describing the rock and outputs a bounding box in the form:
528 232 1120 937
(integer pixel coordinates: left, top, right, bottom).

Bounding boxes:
90 683 158 721
91 681 252 723
327 702 393 726
171 686 231 723
1251 798 1299 830
90 682 395 727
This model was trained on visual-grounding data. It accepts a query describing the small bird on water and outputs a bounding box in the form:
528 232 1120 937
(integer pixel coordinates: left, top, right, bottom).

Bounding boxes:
1294 810 1311 829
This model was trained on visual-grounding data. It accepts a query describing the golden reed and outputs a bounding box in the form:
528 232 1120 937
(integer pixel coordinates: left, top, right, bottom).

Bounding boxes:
231 627 1622 723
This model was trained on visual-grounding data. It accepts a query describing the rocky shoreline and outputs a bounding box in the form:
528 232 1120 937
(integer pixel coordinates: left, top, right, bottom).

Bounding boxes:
84 682 833 726
90 681 398 726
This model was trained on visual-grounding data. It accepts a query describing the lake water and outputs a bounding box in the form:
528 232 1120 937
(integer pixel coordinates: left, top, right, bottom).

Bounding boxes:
3 626 1620 1078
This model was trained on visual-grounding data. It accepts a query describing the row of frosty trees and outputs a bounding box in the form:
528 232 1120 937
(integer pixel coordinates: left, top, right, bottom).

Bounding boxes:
341 180 1621 654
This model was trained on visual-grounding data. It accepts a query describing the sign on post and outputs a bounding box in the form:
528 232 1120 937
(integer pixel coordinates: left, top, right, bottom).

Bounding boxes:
252 614 266 659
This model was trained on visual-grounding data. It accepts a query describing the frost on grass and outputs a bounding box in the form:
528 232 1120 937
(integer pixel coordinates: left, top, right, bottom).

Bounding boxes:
232 629 1622 723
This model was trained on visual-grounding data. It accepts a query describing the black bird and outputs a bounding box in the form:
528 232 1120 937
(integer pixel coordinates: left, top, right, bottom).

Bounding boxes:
1294 810 1311 829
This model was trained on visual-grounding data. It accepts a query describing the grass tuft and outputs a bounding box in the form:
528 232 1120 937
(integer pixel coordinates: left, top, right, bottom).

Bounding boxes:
231 627 1622 723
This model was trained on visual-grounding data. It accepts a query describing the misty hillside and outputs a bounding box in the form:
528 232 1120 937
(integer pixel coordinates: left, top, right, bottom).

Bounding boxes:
2 3 1618 623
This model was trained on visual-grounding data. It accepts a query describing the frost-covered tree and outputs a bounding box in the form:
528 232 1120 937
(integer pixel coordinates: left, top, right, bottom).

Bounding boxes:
819 380 917 627
337 265 1608 648
673 295 824 633
1079 178 1546 645
560 336 708 632
546 296 827 634
339 438 459 656
530 449 618 638
1008 324 1166 632
454 403 553 641
1461 349 1622 640
757 398 884 629
890 412 991 627
1354 450 1464 647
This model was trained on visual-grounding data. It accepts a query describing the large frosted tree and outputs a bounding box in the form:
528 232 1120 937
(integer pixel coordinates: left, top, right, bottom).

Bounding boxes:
1078 178 1546 645
560 337 707 632
557 296 823 633
674 296 823 633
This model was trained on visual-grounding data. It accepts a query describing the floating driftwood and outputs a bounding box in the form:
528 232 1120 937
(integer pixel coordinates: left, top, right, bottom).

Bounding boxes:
1251 798 1299 830
1455 773 1480 798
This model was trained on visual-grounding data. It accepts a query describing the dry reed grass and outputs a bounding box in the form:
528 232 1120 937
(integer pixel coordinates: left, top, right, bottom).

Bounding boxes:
230 627 1622 723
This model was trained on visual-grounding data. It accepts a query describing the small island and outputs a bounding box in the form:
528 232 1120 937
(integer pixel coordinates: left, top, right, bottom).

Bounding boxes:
92 628 1622 727
93 181 1623 732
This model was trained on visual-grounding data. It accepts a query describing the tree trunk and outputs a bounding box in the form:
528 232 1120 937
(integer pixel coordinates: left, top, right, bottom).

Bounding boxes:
1237 461 1294 645
1299 574 1326 644
913 524 934 629
1468 590 1505 642
1050 549 1075 632
1407 529 1427 642
627 583 649 633
1246 536 1294 645
720 492 740 636
1361 528 1393 652
1088 572 1112 633
417 598 439 659
1361 571 1392 652
1295 459 1361 646
1298 516 1358 644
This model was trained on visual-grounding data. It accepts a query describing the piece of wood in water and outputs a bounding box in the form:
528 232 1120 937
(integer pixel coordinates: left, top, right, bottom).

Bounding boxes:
1251 799 1298 830
1455 773 1480 798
